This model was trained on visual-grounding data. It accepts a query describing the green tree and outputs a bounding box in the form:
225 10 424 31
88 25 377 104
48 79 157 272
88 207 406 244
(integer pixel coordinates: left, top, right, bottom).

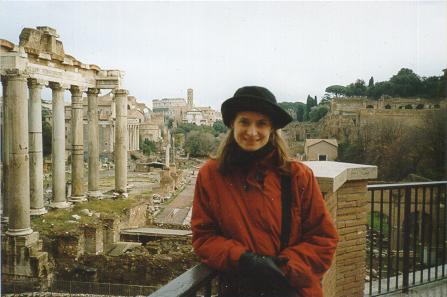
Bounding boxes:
368 76 374 88
212 120 227 135
345 79 367 97
42 120 52 157
304 95 317 121
367 81 393 99
140 139 158 156
309 105 329 122
174 123 198 134
166 118 174 129
325 85 346 98
296 104 305 122
184 130 216 157
389 68 422 97
420 76 443 99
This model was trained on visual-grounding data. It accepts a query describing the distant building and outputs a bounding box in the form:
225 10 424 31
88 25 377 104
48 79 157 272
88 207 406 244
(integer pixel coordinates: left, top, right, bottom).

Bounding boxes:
64 92 161 157
140 123 162 142
184 108 205 125
153 88 222 126
304 138 338 161
152 97 188 124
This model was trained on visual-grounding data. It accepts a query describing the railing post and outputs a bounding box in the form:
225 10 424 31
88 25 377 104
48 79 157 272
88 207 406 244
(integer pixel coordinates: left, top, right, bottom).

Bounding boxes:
402 187 411 293
303 161 378 297
204 280 212 297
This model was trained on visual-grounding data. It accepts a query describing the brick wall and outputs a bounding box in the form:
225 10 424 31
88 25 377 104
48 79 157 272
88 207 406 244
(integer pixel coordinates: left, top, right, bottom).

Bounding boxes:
334 180 368 297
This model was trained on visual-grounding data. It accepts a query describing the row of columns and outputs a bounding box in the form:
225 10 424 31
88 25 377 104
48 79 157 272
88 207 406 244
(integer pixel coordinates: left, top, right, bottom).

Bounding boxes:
128 124 139 151
1 69 129 236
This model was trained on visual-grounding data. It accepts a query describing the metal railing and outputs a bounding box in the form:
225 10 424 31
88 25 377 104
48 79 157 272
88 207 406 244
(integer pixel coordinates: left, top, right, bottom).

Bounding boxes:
148 263 217 297
2 278 158 296
366 181 447 296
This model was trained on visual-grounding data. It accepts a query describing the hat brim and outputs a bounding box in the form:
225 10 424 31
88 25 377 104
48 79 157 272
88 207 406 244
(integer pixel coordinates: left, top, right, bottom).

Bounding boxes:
221 95 293 129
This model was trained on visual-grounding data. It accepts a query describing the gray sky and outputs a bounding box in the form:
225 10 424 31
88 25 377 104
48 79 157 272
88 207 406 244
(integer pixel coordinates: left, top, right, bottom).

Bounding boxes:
1 1 446 110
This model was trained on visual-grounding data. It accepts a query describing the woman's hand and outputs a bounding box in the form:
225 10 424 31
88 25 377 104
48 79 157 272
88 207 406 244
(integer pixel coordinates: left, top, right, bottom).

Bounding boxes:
239 252 295 296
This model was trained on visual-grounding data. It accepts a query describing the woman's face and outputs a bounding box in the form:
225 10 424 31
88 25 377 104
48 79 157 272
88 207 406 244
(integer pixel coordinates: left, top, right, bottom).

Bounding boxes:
232 111 273 152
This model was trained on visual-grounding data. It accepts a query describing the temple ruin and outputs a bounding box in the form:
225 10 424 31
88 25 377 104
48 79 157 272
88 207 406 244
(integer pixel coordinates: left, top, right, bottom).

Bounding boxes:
0 26 132 281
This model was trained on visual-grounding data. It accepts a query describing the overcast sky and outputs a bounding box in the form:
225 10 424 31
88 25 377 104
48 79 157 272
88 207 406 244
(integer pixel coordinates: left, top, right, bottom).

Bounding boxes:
1 1 446 109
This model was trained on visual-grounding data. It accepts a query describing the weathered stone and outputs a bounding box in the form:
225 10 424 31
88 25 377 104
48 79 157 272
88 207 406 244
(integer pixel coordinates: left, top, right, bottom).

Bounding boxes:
113 89 128 194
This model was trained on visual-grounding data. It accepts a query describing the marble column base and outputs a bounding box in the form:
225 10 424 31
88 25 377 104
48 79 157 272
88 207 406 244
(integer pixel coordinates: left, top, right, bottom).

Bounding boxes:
87 191 103 199
113 191 128 199
49 201 71 209
68 195 87 203
30 208 47 216
6 227 33 236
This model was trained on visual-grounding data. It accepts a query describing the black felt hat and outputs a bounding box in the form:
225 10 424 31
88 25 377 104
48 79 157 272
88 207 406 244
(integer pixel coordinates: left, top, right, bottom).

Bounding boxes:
221 86 293 128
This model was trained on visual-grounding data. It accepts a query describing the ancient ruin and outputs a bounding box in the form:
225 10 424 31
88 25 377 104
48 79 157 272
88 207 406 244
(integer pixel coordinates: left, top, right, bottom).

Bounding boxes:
0 26 130 284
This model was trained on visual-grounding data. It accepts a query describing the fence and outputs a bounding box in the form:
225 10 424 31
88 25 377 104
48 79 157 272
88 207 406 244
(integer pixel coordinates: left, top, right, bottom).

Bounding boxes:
2 278 158 296
366 181 447 296
148 264 217 297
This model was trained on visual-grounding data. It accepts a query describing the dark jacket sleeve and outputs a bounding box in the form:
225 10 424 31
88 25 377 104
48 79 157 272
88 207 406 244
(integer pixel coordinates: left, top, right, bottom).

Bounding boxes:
191 170 247 271
279 168 339 289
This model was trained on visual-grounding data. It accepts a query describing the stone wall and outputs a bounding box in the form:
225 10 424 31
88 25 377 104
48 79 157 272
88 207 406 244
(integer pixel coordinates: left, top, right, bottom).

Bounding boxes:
79 238 197 286
284 97 447 148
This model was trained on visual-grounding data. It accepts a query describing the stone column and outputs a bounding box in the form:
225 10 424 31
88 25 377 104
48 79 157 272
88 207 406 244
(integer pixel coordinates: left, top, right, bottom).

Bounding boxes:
134 126 137 150
28 79 46 215
136 125 140 150
5 70 33 236
114 89 128 194
49 82 70 208
171 134 175 164
109 123 114 152
129 125 133 151
133 126 136 150
165 144 170 168
87 88 101 198
69 85 86 202
1 76 10 221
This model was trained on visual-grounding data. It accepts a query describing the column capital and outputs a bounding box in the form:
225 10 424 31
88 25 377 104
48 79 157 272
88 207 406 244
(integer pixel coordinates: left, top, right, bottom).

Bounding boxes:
87 88 100 96
70 85 85 97
113 88 128 96
27 78 46 89
49 81 69 91
3 69 28 81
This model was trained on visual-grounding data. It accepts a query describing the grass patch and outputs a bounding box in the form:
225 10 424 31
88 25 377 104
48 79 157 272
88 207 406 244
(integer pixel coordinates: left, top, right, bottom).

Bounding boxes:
368 211 389 234
32 209 80 236
32 197 144 236
73 197 141 216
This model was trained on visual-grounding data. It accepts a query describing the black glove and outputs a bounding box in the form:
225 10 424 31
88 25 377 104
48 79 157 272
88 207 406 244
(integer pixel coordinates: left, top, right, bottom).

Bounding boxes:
239 252 295 295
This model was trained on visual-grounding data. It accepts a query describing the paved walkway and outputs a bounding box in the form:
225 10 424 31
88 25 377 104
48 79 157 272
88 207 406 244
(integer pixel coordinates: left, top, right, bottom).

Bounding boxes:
380 279 447 296
155 173 197 226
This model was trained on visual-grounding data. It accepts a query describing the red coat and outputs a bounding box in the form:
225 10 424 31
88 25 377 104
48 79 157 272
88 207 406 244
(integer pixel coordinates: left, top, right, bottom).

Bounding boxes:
191 155 338 297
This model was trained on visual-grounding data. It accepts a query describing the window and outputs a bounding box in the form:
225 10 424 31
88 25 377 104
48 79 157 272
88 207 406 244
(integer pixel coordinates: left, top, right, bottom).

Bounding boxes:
318 154 327 161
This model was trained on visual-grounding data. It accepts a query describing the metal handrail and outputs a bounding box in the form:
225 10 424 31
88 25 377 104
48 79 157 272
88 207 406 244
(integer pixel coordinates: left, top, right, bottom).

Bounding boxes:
368 181 447 190
148 263 217 297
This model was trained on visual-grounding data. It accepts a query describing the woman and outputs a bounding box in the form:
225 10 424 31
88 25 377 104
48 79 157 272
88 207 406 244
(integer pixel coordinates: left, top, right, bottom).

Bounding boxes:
191 86 338 297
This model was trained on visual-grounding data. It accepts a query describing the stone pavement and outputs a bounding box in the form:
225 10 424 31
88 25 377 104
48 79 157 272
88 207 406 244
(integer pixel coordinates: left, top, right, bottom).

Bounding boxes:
155 174 197 226
382 279 447 297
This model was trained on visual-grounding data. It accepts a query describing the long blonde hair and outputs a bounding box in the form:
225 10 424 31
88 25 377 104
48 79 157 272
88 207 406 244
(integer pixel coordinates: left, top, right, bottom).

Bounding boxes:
211 128 292 175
